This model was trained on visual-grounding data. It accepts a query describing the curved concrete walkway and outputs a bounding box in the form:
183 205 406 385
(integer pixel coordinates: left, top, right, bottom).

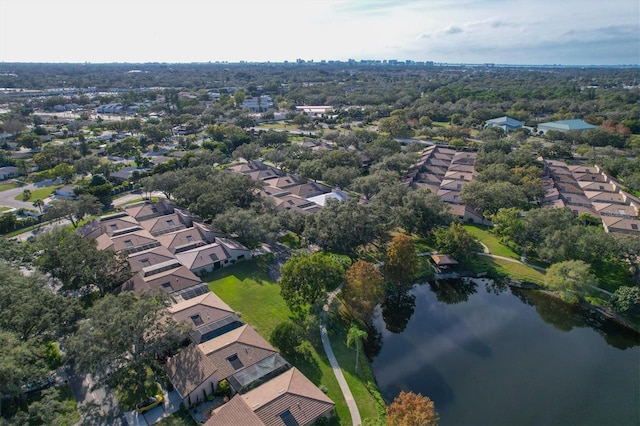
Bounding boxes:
320 286 362 426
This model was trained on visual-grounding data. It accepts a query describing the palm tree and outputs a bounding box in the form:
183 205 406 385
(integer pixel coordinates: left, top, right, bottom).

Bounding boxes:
32 199 44 214
346 324 368 373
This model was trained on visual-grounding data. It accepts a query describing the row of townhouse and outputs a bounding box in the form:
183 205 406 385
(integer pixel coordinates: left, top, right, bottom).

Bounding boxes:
400 145 640 237
403 145 492 225
227 160 349 213
542 159 640 236
79 199 335 425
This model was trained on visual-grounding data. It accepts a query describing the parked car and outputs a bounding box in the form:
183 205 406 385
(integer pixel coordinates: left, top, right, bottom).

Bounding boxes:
136 394 163 414
21 374 55 394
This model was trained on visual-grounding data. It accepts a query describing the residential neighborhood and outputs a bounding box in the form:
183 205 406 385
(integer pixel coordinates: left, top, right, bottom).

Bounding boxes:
1 61 639 426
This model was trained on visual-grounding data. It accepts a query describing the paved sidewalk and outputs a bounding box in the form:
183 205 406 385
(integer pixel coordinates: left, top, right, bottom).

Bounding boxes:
319 324 362 426
320 286 362 426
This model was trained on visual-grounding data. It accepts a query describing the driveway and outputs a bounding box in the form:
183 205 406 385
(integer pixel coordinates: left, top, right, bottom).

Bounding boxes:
66 369 127 425
123 387 183 426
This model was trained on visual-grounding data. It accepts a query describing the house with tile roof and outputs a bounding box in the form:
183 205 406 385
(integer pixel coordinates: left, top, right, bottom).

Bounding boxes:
209 367 334 426
127 246 176 273
124 199 173 222
139 212 189 236
602 216 640 236
96 229 161 254
169 292 241 344
124 264 202 295
166 343 218 408
198 325 277 384
175 243 233 275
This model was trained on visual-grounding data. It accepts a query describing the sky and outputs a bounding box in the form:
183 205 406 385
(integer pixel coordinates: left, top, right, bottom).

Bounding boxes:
1 0 639 65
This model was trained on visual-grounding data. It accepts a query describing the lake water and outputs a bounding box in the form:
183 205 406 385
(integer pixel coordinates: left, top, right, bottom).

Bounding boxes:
370 279 640 426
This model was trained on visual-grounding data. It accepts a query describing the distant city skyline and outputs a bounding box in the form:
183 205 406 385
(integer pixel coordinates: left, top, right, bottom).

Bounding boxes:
1 0 639 66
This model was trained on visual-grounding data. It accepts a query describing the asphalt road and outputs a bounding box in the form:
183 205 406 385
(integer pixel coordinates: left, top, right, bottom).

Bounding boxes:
0 182 40 210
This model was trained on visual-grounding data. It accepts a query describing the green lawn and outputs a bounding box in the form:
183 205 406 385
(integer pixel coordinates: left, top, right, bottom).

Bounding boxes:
204 255 292 339
204 255 389 425
326 319 386 424
463 224 520 259
14 185 62 202
470 256 546 286
0 206 12 212
0 181 21 192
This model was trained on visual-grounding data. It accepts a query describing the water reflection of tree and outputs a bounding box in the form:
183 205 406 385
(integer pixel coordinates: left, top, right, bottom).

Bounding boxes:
363 324 383 360
429 279 478 305
382 287 416 334
514 289 639 350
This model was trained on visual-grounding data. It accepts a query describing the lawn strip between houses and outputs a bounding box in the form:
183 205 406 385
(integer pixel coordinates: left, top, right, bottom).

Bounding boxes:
205 255 353 425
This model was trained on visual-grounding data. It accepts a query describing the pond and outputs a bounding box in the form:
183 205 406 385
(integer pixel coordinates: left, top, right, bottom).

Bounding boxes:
370 278 640 426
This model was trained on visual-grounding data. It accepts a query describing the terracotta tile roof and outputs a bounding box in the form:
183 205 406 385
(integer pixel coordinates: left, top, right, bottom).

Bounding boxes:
95 233 114 251
241 368 334 426
593 203 636 217
170 292 235 327
175 243 230 271
207 395 264 426
444 171 475 181
584 191 626 204
99 216 141 236
127 246 176 272
127 265 201 294
166 344 217 398
578 181 617 192
270 175 303 189
139 213 187 236
108 229 159 253
124 200 172 221
199 325 276 380
287 182 331 198
156 227 211 253
602 216 640 235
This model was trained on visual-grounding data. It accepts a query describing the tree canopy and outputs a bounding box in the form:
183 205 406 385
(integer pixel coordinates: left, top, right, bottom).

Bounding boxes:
67 291 189 387
279 251 346 316
386 391 439 426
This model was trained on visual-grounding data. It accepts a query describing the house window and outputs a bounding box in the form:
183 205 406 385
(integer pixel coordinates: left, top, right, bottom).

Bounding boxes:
186 235 194 242
161 282 173 291
599 186 604 190
457 184 462 189
124 240 133 247
632 224 638 230
166 219 175 226
110 224 118 230
190 315 204 326
140 259 150 267
279 410 299 426
227 354 244 370
151 207 158 213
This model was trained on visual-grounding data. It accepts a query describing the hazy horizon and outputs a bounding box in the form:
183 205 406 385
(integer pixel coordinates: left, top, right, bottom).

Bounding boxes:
1 0 639 66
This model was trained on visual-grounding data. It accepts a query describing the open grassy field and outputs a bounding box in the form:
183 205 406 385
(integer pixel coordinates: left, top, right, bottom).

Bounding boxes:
204 255 386 425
